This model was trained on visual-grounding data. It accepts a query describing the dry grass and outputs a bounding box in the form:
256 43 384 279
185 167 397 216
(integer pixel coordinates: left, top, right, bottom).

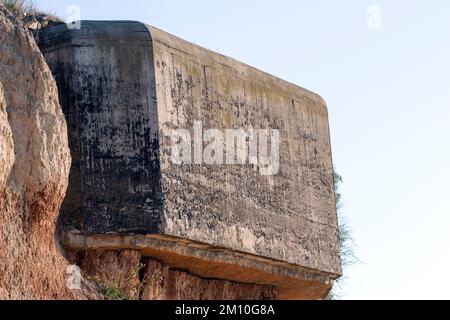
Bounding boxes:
3 0 38 14
326 169 358 300
3 0 59 18
2 0 62 24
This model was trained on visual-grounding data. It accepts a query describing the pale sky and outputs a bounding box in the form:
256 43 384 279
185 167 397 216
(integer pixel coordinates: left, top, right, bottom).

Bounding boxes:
34 0 450 299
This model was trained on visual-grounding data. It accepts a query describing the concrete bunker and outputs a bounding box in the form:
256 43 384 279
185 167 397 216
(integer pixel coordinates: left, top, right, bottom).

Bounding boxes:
38 21 341 299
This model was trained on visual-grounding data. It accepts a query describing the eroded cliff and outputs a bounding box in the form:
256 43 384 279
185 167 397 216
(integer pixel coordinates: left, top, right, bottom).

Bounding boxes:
0 5 99 299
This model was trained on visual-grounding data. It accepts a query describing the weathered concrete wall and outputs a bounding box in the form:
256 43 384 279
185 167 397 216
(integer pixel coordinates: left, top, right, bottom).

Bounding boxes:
38 22 163 234
150 26 339 274
39 21 340 299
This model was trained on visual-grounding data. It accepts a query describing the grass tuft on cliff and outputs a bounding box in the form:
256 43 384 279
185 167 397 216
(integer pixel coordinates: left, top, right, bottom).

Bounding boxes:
2 0 60 20
3 0 37 15
326 169 358 300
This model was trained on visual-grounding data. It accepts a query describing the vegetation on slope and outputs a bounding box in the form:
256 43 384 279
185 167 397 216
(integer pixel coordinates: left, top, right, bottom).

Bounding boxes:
327 169 358 299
